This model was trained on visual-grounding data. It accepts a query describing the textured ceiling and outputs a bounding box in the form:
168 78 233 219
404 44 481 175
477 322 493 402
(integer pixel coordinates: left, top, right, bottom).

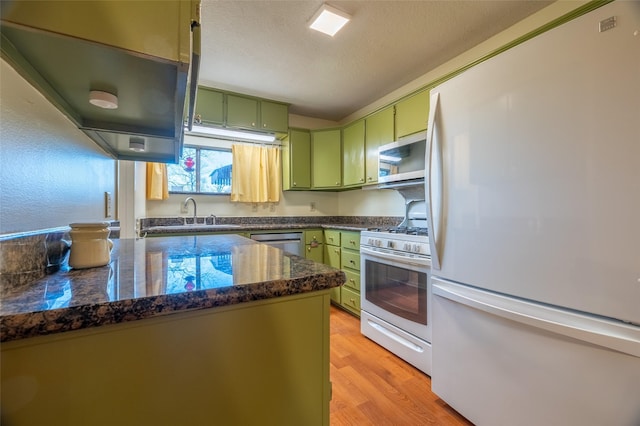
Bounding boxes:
199 0 553 121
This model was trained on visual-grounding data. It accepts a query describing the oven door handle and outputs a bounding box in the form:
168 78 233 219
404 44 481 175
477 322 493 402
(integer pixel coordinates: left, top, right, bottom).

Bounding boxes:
360 247 431 268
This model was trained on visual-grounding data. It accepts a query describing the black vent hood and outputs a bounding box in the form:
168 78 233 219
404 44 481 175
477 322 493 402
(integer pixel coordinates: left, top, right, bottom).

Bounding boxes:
0 0 201 163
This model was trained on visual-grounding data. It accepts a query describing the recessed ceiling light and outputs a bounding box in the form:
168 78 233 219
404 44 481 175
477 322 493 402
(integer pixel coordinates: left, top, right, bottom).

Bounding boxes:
309 4 351 37
89 90 118 109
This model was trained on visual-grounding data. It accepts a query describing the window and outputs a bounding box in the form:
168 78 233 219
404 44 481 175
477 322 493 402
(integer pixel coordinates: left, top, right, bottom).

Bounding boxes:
167 146 232 194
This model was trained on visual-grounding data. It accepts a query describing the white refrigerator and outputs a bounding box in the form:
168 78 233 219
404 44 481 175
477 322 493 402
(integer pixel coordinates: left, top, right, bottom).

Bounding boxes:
425 1 640 425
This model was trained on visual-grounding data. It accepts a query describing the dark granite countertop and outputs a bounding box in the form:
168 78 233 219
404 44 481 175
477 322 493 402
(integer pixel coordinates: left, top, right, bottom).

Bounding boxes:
0 234 346 343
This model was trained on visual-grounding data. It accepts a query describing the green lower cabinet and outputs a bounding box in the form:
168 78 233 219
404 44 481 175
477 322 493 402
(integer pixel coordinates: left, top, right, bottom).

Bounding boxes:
341 286 361 315
305 229 324 263
306 244 324 262
324 229 361 315
1 293 332 425
324 241 341 304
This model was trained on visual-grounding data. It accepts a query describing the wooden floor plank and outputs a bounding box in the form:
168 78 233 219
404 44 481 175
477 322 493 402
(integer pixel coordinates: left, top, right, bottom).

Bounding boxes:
330 305 473 425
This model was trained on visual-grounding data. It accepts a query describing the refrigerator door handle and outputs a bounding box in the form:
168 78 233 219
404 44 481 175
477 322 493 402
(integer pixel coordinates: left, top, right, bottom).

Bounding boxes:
433 280 640 359
426 91 443 270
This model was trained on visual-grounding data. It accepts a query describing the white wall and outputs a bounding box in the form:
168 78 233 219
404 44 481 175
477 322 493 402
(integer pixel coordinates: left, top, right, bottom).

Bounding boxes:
0 59 117 235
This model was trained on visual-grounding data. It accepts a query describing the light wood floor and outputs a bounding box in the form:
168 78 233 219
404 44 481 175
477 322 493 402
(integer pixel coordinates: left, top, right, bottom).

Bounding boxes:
329 305 473 426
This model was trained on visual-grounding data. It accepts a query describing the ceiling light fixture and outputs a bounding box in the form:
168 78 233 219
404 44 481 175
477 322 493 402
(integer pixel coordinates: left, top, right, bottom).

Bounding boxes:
89 90 118 109
309 4 351 37
188 125 276 143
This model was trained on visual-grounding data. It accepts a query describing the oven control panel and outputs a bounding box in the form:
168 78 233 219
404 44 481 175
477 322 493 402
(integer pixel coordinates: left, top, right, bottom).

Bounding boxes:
361 232 431 257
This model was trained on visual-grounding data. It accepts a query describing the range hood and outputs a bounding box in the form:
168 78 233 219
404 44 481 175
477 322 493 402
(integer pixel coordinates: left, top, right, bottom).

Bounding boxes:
0 0 201 164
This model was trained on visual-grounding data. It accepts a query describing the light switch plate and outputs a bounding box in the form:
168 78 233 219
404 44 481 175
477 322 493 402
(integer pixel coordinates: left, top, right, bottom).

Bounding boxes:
104 192 112 218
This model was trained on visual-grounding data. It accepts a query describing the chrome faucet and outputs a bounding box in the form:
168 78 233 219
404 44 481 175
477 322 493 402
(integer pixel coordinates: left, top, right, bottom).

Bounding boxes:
183 197 197 223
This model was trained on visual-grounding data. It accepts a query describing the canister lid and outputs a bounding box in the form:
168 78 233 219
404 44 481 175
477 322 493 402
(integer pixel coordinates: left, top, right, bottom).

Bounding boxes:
69 222 111 229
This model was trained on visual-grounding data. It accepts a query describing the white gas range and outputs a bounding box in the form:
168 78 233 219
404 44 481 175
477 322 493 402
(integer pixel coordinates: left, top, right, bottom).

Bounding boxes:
359 213 433 375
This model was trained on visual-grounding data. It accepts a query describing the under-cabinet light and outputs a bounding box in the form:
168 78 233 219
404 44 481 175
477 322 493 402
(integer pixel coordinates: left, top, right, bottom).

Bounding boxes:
309 4 351 37
129 137 146 152
89 90 118 109
188 125 276 143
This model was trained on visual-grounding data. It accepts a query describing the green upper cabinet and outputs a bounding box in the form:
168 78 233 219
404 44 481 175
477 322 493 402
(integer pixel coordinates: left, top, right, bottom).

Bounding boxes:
0 0 200 163
365 106 394 184
311 128 342 189
195 87 224 126
395 90 429 139
260 100 289 133
282 129 311 190
198 90 289 133
226 94 259 130
342 119 365 187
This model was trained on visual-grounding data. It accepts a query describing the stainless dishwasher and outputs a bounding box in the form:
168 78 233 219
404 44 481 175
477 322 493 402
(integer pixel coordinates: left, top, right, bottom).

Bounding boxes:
249 232 304 256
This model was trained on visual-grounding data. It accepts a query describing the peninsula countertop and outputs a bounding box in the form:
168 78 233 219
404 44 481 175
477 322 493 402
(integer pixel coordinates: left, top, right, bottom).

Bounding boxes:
0 234 346 343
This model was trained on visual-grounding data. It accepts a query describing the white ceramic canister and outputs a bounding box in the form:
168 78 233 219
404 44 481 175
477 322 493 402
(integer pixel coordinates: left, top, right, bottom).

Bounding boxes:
68 222 113 269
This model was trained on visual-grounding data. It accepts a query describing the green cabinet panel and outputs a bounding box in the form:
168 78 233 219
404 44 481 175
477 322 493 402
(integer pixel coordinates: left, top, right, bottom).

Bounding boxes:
195 87 224 126
341 231 361 251
306 243 324 263
324 230 341 247
1 293 332 425
323 229 342 305
395 90 429 139
342 120 365 187
341 286 360 316
343 269 360 292
226 94 259 130
324 229 361 316
283 129 311 190
341 250 360 271
305 229 324 263
365 106 394 184
305 229 324 245
325 244 341 268
260 100 289 133
311 129 342 189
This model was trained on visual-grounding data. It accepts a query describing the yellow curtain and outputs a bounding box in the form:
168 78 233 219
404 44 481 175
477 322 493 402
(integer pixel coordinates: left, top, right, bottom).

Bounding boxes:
230 144 281 203
146 162 169 200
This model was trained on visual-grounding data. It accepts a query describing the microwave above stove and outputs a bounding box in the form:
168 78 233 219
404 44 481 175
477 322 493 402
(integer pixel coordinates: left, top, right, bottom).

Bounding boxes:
378 131 427 184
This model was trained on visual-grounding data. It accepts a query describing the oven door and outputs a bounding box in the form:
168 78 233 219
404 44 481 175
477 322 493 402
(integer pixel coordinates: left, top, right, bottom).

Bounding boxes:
360 246 431 342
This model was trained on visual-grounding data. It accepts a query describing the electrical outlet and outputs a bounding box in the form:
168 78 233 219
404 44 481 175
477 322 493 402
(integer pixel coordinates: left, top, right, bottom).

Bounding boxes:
270 204 276 212
252 204 258 212
310 202 317 212
180 202 188 214
104 192 112 218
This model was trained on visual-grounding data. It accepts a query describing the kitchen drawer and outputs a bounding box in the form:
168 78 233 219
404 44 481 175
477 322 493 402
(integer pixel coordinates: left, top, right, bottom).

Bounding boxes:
343 269 360 292
324 229 341 247
305 229 324 245
325 245 341 269
341 231 360 251
341 286 360 316
341 250 360 271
